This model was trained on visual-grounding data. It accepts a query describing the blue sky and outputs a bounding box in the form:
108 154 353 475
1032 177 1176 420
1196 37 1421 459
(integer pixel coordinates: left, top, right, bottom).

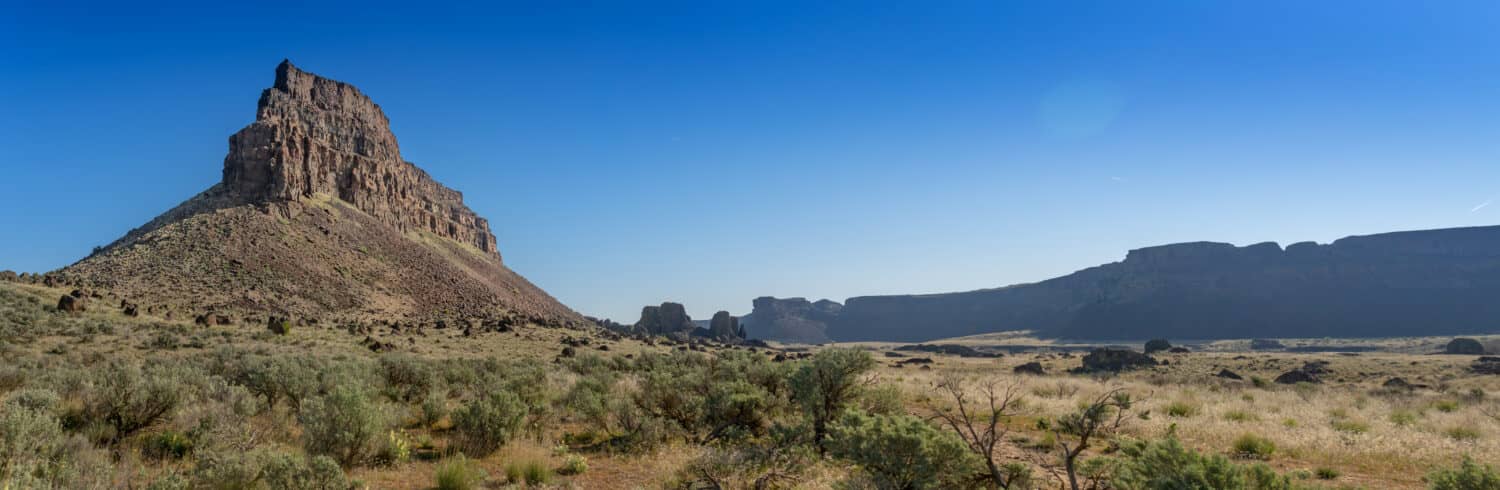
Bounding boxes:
3 1 1500 321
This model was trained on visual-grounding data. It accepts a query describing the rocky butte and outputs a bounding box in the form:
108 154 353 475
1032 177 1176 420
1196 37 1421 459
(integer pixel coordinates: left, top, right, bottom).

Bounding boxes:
56 61 581 326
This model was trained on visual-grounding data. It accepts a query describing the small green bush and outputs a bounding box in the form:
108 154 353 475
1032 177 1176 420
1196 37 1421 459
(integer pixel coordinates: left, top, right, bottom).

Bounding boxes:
435 455 487 490
1315 467 1341 480
826 410 978 489
144 430 194 460
452 390 527 456
1330 418 1369 434
299 385 384 466
1446 425 1482 442
1231 433 1276 460
260 451 349 490
83 362 185 443
1427 456 1500 490
559 454 588 475
505 460 551 485
1435 400 1461 413
1110 437 1294 490
1223 410 1259 422
1166 400 1200 418
1390 410 1419 426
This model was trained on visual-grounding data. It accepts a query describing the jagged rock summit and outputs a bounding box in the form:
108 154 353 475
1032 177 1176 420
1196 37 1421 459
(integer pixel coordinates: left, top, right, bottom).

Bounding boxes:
56 61 581 326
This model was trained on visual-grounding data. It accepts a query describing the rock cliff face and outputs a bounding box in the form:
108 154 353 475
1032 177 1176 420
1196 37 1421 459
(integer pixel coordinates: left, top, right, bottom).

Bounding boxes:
635 302 697 335
741 297 841 343
223 60 498 256
816 225 1500 341
57 61 580 325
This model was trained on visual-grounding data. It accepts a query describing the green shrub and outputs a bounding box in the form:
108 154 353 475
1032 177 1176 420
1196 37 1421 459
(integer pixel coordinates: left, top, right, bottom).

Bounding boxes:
559 454 588 475
299 385 384 466
0 399 70 485
144 430 194 460
1330 418 1369 434
1315 467 1341 480
452 390 527 456
1224 410 1259 422
826 410 979 490
1231 433 1276 460
1110 437 1294 490
1435 400 1461 413
83 362 185 443
379 354 436 403
1390 410 1419 426
435 455 487 490
1427 456 1500 490
505 460 551 485
1165 400 1200 418
260 452 349 490
191 449 265 490
1446 425 1482 442
790 348 876 453
420 390 449 428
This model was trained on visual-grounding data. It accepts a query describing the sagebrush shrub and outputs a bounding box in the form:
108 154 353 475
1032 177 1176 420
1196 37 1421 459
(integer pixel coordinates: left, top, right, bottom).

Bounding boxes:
1109 437 1294 490
1427 456 1500 490
299 385 384 466
826 410 978 490
84 362 185 443
452 390 527 456
790 348 875 453
1231 433 1276 460
260 451 349 490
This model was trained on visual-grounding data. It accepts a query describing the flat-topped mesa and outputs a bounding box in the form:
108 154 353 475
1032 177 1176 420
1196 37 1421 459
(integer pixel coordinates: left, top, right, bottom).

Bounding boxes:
223 60 499 257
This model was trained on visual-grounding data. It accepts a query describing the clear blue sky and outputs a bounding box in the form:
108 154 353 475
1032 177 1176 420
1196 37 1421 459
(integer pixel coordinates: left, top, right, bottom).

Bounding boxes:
3 1 1499 322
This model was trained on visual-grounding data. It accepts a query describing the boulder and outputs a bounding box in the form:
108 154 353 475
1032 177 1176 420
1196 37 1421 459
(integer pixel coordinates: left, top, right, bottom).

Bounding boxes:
1444 338 1486 355
1381 377 1414 391
1144 339 1172 354
56 295 86 312
1073 348 1158 373
1274 368 1320 384
1215 369 1243 380
1013 361 1046 375
1472 357 1500 375
267 316 291 335
122 303 139 317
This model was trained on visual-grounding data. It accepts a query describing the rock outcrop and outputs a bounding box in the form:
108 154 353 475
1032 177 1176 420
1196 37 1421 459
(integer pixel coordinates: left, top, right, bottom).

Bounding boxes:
1072 348 1157 373
55 61 581 326
1445 338 1487 355
634 302 697 336
222 61 498 256
708 311 741 340
740 297 841 343
813 225 1500 341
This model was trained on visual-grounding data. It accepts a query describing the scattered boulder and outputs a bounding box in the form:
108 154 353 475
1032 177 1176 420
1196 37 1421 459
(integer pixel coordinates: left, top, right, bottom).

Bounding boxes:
1013 361 1046 375
894 344 1001 358
194 314 210 326
267 316 291 335
1072 348 1158 373
122 303 139 317
1472 357 1500 375
1444 338 1486 355
1274 368 1320 384
1215 369 1243 380
560 346 576 358
1144 339 1172 354
56 295 87 312
1381 377 1414 391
